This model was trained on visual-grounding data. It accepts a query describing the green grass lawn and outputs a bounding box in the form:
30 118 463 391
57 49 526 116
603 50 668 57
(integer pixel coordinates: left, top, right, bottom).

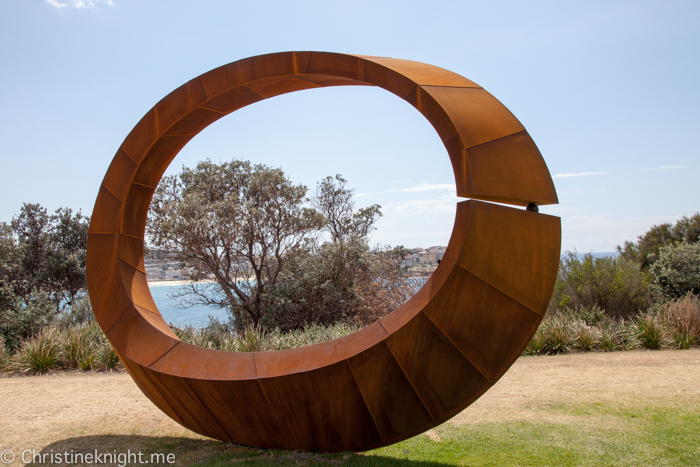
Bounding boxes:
41 398 699 466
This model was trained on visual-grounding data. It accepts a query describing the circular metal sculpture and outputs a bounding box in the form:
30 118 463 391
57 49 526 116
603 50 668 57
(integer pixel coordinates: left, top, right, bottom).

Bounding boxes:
87 52 561 452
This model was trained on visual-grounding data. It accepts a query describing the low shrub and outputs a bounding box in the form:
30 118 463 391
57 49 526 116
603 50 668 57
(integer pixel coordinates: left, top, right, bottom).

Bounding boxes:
658 293 700 349
649 242 700 300
550 252 653 320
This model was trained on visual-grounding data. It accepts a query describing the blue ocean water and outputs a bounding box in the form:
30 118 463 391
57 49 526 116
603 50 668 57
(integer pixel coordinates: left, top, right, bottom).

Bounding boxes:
148 284 229 328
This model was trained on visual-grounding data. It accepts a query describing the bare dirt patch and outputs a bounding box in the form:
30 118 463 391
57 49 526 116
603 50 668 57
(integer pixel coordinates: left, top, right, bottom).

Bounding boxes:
1 349 698 463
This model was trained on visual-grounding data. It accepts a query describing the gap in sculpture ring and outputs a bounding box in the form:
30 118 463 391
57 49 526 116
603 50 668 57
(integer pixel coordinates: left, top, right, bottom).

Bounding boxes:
87 52 561 452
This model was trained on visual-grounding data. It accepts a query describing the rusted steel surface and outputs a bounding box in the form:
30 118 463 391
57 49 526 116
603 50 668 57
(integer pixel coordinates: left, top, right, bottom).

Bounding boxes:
87 52 561 452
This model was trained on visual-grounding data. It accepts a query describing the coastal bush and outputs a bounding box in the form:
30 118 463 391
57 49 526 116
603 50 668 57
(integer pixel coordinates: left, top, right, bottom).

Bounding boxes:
550 252 653 320
2 204 89 314
262 323 360 351
649 242 700 300
262 240 417 331
0 288 55 350
57 294 95 328
617 212 700 269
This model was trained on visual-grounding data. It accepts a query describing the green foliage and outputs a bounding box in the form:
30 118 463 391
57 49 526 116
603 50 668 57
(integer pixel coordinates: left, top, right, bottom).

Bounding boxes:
1 204 89 351
0 288 55 350
263 323 361 351
8 204 89 311
312 175 382 242
550 251 653 320
149 160 413 332
2 321 122 373
148 159 325 330
57 294 95 327
599 321 627 351
649 241 700 300
563 304 607 325
261 239 418 331
618 212 700 269
0 335 8 370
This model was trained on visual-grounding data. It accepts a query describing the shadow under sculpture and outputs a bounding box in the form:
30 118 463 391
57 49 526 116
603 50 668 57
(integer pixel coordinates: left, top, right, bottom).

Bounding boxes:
86 52 561 452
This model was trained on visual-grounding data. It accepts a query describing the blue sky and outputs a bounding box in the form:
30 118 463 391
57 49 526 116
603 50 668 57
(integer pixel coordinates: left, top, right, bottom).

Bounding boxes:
1 1 698 252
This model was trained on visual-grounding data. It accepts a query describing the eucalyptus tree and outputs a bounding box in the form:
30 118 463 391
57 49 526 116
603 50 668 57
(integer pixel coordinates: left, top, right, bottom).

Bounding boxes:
147 159 325 329
312 175 382 243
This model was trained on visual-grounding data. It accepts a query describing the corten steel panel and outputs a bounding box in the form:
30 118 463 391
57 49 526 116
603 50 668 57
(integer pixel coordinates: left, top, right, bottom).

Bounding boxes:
87 51 561 452
100 150 138 203
118 351 184 426
464 131 558 206
384 311 492 423
246 76 322 99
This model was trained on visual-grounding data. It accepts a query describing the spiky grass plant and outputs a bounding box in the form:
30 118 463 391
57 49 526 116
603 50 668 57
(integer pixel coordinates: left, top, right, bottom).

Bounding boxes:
235 324 264 352
571 321 600 351
95 339 121 369
62 323 100 370
263 323 360 351
529 313 574 355
632 313 666 349
11 327 64 373
598 321 626 351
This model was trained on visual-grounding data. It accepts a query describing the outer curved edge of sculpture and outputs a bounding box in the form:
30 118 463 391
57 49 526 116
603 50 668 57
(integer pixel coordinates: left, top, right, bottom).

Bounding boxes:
86 51 561 452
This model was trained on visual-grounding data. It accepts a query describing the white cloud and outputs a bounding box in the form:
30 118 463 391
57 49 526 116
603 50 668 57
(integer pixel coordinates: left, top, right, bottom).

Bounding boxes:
643 165 687 170
383 183 455 193
552 172 607 179
45 0 114 9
